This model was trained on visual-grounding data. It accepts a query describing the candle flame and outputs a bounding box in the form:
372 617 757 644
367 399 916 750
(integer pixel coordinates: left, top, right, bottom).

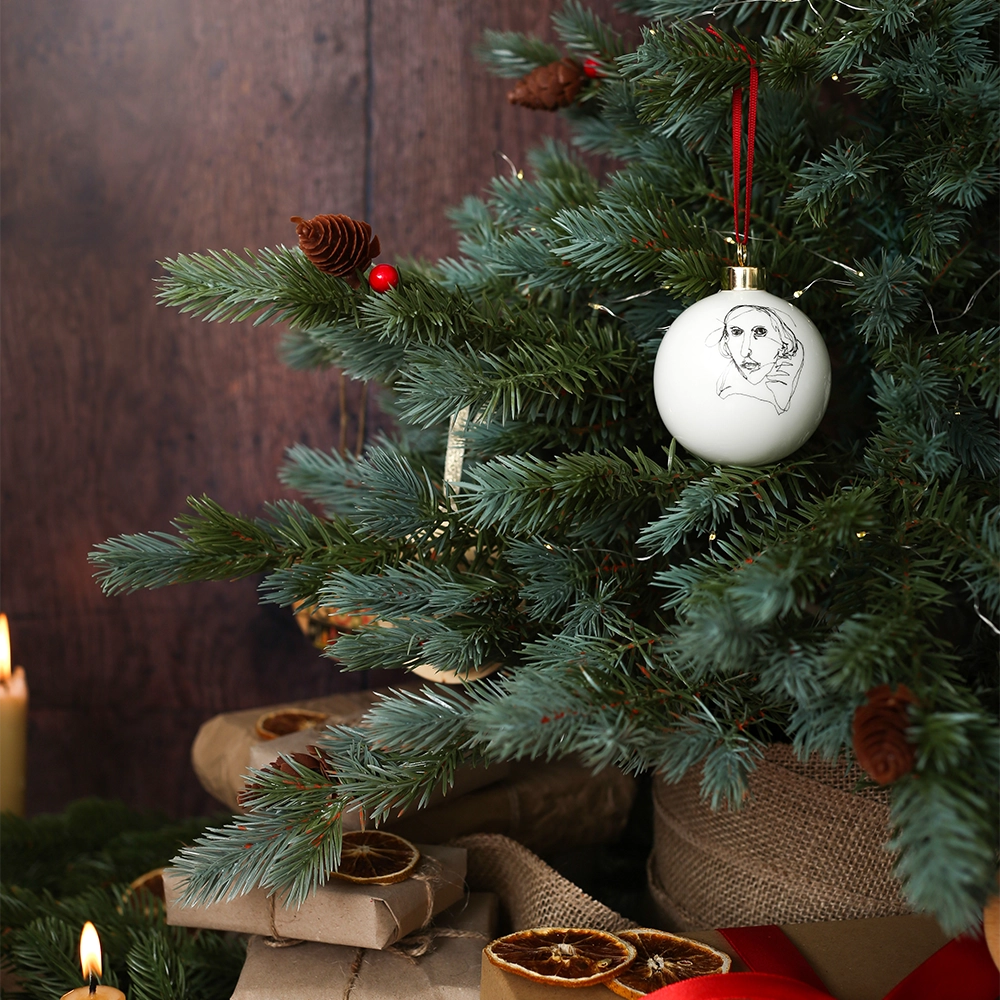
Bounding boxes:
79 921 102 980
0 614 10 682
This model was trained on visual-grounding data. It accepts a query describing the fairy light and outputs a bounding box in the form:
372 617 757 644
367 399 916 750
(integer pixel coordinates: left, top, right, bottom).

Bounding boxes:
856 531 867 539
495 150 523 181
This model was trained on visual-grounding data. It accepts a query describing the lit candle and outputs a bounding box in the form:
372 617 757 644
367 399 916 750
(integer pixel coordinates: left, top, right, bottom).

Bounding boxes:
0 613 28 816
60 922 126 1000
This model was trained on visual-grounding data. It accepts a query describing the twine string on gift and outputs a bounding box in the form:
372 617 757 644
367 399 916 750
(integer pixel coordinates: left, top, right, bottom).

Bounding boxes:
342 947 366 1000
387 926 491 964
408 853 447 930
343 929 490 998
262 894 304 948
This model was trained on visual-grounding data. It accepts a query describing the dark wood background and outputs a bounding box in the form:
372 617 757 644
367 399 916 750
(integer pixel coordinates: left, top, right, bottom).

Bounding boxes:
1 1 632 817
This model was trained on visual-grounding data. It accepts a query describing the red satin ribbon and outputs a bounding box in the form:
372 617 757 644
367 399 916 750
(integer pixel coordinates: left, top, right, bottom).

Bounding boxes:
706 26 758 261
718 926 827 992
730 64 758 258
646 971 831 999
643 926 999 1000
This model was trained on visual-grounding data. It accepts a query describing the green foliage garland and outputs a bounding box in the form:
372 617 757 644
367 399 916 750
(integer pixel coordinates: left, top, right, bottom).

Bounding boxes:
1 801 243 1000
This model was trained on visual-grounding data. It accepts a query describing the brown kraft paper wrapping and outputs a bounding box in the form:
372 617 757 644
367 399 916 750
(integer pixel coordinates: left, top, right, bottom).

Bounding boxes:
191 697 634 855
164 844 466 949
479 915 951 1000
191 688 510 815
191 690 380 810
231 892 498 1000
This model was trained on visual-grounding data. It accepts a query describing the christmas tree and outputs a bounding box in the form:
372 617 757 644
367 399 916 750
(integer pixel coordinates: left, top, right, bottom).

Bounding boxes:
90 0 998 934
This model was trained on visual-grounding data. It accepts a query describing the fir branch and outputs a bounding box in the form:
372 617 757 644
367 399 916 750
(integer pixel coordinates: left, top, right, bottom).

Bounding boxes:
156 246 360 330
460 449 684 542
318 562 517 621
476 30 562 78
506 538 652 626
788 139 885 227
126 929 189 1000
89 496 371 595
171 763 345 907
393 320 641 428
552 0 627 63
639 463 813 555
890 756 999 935
329 614 514 676
314 726 485 824
328 445 445 539
279 443 374 514
847 253 923 351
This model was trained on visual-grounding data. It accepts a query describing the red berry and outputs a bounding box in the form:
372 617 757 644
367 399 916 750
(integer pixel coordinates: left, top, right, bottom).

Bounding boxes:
368 263 399 293
583 57 603 78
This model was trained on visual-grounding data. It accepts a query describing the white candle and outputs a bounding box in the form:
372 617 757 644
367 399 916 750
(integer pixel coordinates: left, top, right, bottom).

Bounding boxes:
0 613 28 816
59 922 126 1000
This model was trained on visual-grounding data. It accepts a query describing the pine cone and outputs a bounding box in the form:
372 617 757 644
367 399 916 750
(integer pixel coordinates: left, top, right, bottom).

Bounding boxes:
237 752 330 808
290 214 381 287
271 751 327 776
508 58 585 111
852 684 919 785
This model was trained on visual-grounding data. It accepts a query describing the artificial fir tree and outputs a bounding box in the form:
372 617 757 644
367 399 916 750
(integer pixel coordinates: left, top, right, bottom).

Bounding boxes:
91 0 998 935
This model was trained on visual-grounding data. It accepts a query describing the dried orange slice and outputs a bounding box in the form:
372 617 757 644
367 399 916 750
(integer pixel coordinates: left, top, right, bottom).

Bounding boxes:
607 928 731 997
329 830 420 885
255 708 328 740
485 927 636 987
128 867 166 902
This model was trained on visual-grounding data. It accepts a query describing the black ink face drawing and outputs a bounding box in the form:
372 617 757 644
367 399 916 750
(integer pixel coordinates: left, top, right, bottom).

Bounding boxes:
714 304 804 414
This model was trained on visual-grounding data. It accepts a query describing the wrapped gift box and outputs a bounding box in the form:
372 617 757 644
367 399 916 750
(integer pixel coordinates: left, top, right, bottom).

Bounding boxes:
231 892 498 999
191 693 635 854
191 688 511 815
164 844 466 949
190 688 392 810
479 915 997 1000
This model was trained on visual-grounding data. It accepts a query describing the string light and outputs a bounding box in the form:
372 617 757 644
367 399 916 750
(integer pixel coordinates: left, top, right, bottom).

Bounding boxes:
974 599 1000 637
494 150 523 181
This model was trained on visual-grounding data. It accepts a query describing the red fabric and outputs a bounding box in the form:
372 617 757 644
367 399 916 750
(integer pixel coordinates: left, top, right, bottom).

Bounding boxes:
882 933 999 1000
644 971 832 999
742 63 758 249
731 85 742 247
720 926 828 993
708 26 758 251
642 924 999 1000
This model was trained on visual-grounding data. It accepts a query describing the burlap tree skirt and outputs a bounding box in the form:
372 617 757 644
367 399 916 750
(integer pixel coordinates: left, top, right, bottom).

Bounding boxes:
648 744 912 930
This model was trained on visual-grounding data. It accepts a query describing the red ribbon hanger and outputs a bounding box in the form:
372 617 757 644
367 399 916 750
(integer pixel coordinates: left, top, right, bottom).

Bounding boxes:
706 27 758 266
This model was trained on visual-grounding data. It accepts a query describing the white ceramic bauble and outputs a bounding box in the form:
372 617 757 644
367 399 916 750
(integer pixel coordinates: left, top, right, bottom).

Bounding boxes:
653 287 831 465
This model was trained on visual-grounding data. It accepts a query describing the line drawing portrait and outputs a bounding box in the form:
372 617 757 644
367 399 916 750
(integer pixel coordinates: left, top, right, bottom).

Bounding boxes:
711 304 804 414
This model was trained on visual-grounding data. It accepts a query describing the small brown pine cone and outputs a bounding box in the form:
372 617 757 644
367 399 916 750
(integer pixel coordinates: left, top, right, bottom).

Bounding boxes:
508 58 585 111
271 751 326 776
236 784 260 809
290 213 381 287
852 684 919 785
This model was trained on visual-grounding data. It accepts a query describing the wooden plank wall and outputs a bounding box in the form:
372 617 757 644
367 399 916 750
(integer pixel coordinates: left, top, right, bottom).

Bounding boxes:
1 0 632 817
